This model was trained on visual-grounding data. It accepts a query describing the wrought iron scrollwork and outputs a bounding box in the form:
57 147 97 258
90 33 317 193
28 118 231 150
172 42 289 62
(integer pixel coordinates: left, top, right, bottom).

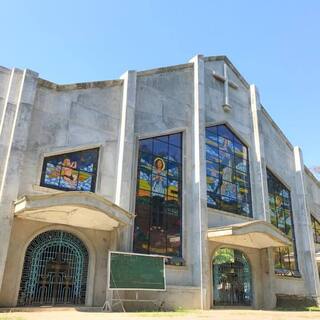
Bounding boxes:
18 230 88 306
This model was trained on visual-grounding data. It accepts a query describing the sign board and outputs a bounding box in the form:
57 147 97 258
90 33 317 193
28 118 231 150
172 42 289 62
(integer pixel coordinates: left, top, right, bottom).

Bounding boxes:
107 251 166 291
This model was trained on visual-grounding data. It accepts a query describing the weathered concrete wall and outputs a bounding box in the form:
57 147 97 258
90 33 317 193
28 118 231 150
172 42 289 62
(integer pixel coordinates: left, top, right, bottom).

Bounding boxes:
111 285 201 311
20 81 124 201
0 67 39 293
305 169 320 220
208 208 253 228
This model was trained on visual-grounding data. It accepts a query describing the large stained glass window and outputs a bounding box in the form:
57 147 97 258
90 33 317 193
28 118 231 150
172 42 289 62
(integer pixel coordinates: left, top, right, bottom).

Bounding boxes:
40 148 99 192
206 124 252 217
311 215 320 244
267 169 299 276
133 133 182 259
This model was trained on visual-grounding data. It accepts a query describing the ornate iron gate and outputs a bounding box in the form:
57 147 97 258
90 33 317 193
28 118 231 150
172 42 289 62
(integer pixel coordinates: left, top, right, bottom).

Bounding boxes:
18 230 88 306
213 248 252 306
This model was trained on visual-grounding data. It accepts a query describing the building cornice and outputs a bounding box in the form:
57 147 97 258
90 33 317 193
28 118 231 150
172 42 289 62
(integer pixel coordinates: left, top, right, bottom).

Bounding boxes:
37 78 123 91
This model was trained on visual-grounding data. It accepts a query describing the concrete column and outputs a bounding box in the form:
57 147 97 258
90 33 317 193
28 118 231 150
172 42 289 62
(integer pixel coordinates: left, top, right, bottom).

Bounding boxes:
293 146 320 305
249 84 270 221
0 68 38 292
0 69 24 182
115 70 137 251
189 55 209 309
250 84 276 308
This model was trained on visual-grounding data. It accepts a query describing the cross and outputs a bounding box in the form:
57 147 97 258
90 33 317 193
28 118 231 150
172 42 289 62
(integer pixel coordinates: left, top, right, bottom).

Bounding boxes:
212 63 238 112
46 252 70 305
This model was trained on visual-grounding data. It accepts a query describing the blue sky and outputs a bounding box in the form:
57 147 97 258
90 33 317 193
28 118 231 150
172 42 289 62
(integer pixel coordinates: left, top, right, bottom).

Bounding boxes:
1 0 319 168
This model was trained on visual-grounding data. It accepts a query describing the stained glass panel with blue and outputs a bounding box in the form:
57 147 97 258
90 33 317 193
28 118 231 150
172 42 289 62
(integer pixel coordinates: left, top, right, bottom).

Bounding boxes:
267 169 299 276
206 124 252 217
41 148 99 192
134 133 183 261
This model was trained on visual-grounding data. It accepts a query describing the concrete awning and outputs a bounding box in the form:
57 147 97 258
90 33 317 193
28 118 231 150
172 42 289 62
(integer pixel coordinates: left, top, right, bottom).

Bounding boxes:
14 192 134 231
208 220 291 249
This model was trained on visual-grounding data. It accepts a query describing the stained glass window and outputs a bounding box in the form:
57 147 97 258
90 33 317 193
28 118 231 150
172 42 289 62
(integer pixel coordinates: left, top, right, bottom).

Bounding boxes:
40 148 99 192
206 125 252 217
133 133 182 260
267 169 299 276
311 215 320 244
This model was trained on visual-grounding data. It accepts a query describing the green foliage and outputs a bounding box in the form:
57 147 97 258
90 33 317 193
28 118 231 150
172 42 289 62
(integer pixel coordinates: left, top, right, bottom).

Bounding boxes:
276 306 320 311
213 248 234 264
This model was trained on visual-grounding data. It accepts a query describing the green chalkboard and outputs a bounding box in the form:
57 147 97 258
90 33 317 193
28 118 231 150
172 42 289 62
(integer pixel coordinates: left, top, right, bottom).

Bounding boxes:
108 251 166 290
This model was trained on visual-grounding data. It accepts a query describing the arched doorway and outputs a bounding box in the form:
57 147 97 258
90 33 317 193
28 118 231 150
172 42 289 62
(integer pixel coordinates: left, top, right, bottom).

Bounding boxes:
213 248 252 306
18 230 88 306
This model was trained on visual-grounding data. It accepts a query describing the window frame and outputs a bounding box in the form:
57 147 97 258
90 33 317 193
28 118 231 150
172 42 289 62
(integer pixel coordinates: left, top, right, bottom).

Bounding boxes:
266 168 300 277
133 131 184 263
40 147 100 193
205 123 253 218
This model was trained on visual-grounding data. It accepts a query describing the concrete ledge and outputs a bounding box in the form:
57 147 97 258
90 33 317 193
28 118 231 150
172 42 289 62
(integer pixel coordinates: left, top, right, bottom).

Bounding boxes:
14 192 134 231
276 294 318 308
208 220 292 248
38 78 123 91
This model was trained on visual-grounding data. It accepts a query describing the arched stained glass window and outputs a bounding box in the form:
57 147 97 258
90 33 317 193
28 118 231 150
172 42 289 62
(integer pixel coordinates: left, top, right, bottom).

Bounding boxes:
133 133 182 260
206 124 252 217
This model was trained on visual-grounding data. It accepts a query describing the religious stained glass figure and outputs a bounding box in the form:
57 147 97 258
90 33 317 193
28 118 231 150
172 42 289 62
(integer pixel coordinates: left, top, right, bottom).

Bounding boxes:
40 148 99 192
152 158 166 194
134 133 182 259
267 169 299 276
206 124 252 217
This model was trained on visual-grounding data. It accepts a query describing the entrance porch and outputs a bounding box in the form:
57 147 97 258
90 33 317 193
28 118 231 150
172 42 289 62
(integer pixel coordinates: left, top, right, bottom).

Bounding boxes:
208 220 292 309
0 191 134 307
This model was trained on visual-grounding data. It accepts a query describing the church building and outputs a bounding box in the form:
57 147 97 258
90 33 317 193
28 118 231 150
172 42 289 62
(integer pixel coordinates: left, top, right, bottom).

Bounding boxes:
0 55 319 309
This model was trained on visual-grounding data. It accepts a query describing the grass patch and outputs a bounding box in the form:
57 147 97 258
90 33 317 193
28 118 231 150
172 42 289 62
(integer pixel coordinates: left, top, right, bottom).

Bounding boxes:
276 306 320 312
306 306 320 311
0 317 25 320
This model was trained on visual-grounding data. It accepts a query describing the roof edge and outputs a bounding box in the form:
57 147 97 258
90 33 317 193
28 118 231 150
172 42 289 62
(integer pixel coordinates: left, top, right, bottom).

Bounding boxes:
38 78 123 91
260 105 294 151
137 62 193 77
304 166 320 187
204 55 250 89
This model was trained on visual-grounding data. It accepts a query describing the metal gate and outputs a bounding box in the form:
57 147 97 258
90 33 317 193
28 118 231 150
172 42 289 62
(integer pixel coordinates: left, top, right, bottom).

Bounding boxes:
18 230 88 306
213 248 252 306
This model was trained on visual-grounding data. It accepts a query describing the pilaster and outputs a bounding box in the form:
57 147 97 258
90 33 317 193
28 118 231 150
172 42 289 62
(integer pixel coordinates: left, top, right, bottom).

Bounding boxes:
0 68 38 291
250 84 277 308
189 55 209 309
115 70 137 251
249 84 270 221
293 146 320 305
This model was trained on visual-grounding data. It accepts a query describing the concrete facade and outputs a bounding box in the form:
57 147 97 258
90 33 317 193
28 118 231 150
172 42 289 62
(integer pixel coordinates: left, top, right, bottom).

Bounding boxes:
0 55 319 310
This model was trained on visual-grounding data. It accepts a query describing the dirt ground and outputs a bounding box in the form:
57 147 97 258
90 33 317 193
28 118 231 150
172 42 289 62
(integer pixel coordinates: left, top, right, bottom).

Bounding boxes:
0 309 320 320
